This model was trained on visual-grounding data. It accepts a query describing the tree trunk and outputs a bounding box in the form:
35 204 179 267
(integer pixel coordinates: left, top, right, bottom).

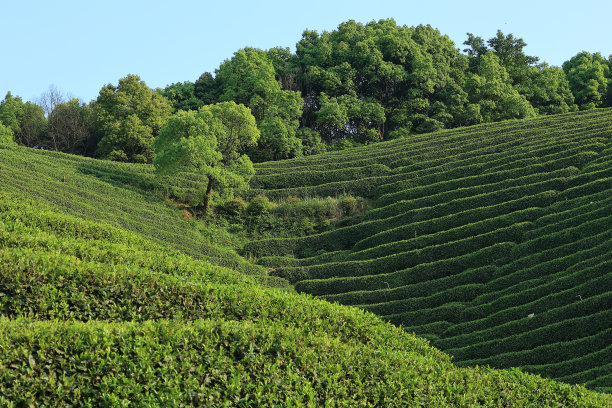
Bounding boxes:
203 176 214 212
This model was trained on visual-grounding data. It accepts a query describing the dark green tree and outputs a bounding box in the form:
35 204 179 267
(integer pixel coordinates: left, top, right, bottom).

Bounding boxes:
216 47 303 161
563 52 610 110
0 122 14 145
0 92 47 147
158 82 204 113
193 72 221 105
93 74 172 162
464 51 535 122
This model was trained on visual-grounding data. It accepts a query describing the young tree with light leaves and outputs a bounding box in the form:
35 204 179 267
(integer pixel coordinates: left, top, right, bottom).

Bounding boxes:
153 101 259 212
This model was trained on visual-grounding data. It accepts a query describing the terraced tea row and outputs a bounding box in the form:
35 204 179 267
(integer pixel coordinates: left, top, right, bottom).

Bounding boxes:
3 178 607 404
247 108 612 391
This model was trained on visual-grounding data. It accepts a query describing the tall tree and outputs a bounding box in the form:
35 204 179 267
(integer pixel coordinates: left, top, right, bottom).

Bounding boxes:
0 122 14 145
158 82 204 113
486 30 539 85
36 85 67 118
563 52 610 110
93 74 172 163
0 92 47 147
522 64 577 115
464 51 535 122
153 101 259 211
47 99 94 154
216 47 303 161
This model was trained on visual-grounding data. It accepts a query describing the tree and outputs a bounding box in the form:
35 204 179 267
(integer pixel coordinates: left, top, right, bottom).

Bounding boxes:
563 51 610 110
0 92 47 147
295 20 468 140
193 72 221 105
47 99 95 154
0 92 24 135
153 101 259 211
464 51 535 122
158 82 204 113
215 47 304 161
486 30 539 85
37 85 67 117
522 64 577 115
93 74 172 162
0 122 14 145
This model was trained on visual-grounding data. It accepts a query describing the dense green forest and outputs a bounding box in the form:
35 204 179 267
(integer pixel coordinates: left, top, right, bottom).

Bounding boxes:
2 19 612 165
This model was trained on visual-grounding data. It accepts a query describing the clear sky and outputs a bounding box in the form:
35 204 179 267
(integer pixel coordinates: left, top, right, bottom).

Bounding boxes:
2 0 611 104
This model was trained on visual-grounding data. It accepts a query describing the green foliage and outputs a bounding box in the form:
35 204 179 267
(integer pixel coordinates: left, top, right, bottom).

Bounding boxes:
1 110 612 404
216 47 304 161
246 194 275 216
0 92 47 147
0 122 14 145
158 81 205 112
93 74 173 162
218 196 248 218
247 108 612 391
46 98 95 154
464 51 536 122
563 51 610 110
153 101 259 209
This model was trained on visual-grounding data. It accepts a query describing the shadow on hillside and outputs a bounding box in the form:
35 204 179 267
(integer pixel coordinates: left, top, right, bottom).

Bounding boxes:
77 163 167 197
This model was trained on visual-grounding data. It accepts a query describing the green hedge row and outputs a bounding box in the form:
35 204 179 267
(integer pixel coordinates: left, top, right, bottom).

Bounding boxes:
322 266 496 306
362 283 484 317
274 223 530 284
447 308 612 363
384 302 467 327
251 163 391 190
375 156 585 208
527 195 612 238
556 360 612 387
439 285 612 351
457 327 612 373
353 194 554 252
375 129 606 199
452 261 612 336
487 229 612 292
256 250 350 268
246 173 392 200
295 243 514 297
368 169 576 222
349 208 545 260
507 211 612 262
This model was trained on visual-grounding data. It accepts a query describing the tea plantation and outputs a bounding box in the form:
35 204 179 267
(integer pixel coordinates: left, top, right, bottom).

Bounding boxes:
247 108 612 394
1 109 611 405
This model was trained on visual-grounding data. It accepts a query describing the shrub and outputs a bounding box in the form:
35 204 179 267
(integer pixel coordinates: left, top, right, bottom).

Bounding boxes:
246 194 275 216
341 195 358 216
218 196 248 218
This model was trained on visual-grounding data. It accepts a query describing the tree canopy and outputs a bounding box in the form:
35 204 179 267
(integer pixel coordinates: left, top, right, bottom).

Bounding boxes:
153 101 259 210
216 47 304 161
93 74 172 163
4 19 612 163
0 92 47 147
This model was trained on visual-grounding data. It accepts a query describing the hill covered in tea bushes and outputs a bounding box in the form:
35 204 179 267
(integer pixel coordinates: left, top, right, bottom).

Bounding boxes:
246 108 612 393
0 109 611 405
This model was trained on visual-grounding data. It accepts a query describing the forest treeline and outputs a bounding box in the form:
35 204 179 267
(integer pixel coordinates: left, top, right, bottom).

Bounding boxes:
2 19 611 163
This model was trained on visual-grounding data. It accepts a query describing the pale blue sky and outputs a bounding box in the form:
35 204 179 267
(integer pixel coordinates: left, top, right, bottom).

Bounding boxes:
2 0 611 103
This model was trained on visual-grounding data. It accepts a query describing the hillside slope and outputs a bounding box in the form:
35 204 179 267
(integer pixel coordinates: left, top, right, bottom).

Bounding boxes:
1 140 611 404
246 108 612 392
